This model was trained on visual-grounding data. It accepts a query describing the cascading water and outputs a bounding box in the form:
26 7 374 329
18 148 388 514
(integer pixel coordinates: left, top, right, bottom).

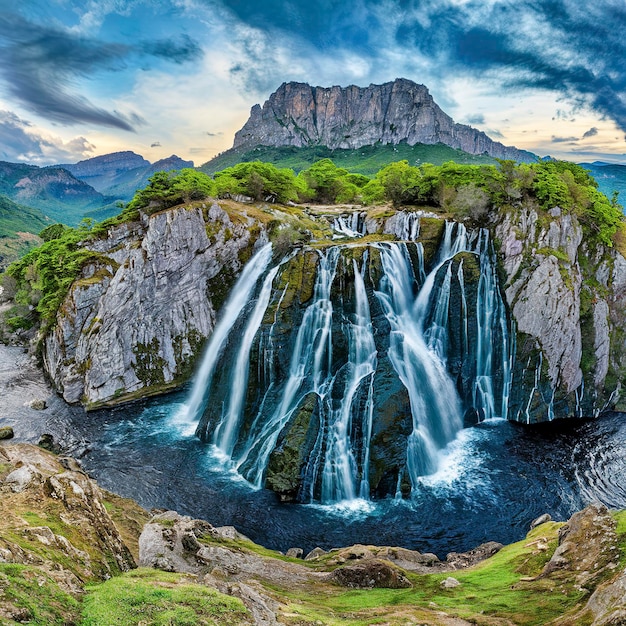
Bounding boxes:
192 218 513 503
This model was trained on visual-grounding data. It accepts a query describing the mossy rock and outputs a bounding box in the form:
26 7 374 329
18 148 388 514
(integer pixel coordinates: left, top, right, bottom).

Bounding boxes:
0 426 14 440
418 217 445 268
265 392 320 502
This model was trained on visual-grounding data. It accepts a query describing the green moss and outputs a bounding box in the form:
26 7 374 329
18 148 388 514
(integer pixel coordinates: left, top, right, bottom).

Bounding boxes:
81 568 249 625
132 338 167 387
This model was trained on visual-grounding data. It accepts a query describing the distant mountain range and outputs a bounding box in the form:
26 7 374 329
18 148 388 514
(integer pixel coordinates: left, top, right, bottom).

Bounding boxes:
0 153 193 226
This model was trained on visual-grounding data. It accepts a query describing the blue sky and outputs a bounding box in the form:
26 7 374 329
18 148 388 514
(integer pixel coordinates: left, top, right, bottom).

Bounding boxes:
0 0 625 165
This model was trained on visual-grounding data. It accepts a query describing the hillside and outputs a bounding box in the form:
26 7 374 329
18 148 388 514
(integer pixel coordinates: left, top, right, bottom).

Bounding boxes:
581 161 626 203
0 195 49 269
0 441 624 625
201 141 498 176
0 161 110 226
61 152 194 202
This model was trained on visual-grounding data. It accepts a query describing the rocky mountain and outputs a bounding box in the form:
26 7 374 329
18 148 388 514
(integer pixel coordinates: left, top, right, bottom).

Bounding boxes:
231 78 536 161
61 151 194 201
0 160 108 225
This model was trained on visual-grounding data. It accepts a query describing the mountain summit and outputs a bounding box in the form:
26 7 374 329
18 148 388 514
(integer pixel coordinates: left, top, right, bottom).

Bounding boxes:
233 78 534 162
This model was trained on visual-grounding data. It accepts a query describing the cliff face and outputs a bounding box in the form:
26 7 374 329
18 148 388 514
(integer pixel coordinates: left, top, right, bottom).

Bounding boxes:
495 207 626 422
43 202 267 408
233 79 535 161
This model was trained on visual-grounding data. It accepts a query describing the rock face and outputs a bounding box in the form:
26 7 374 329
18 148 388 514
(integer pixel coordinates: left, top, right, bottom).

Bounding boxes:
233 79 535 161
495 207 626 422
0 443 136 580
43 202 267 407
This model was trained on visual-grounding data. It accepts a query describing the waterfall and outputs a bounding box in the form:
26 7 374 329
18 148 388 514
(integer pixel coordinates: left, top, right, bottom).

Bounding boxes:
174 243 273 430
190 220 513 503
332 213 366 238
234 247 340 487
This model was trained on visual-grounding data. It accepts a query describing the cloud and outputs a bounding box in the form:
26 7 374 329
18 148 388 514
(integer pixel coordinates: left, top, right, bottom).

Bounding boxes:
0 110 96 164
466 114 485 124
206 131 224 137
141 34 203 65
151 141 162 147
552 135 579 143
583 127 599 139
0 9 203 131
208 0 626 134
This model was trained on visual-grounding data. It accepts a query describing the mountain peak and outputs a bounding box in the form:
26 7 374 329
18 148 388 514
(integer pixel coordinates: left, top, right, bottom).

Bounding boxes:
232 78 534 162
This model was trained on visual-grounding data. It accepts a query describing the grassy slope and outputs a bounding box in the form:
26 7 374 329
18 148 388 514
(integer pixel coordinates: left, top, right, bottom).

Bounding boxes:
0 194 49 269
200 142 498 176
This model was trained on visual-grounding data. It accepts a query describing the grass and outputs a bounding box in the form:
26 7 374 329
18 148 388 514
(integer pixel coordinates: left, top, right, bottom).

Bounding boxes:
265 522 590 626
0 563 81 625
81 568 250 625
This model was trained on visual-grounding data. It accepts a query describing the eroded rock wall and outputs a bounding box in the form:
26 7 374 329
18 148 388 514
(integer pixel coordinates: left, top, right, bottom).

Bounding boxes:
43 203 267 408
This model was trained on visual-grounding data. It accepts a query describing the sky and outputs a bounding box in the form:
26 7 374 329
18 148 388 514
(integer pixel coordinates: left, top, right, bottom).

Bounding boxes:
0 0 625 167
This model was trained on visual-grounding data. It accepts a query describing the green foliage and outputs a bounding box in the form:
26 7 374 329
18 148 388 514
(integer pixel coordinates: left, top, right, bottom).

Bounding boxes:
5 226 101 330
298 158 368 203
213 161 302 203
199 141 499 176
81 568 249 626
127 169 216 214
39 223 70 242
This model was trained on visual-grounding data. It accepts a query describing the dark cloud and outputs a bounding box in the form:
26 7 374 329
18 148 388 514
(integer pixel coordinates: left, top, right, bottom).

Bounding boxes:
552 135 579 143
0 109 95 163
213 0 626 133
583 127 599 139
466 114 485 125
142 34 203 65
151 141 162 147
206 131 223 137
0 11 202 130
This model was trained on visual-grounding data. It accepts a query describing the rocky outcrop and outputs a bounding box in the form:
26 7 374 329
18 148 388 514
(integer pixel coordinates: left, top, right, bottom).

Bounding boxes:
495 206 626 422
233 79 536 161
43 202 268 408
0 444 137 580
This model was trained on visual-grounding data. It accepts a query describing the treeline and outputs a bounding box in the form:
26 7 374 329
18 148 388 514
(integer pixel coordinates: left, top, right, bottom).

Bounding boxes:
127 158 623 246
2 157 623 334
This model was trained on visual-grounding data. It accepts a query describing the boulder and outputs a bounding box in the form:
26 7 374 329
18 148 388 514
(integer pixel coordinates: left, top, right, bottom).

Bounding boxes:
0 426 14 440
440 577 461 589
446 541 503 569
329 558 412 589
530 513 552 529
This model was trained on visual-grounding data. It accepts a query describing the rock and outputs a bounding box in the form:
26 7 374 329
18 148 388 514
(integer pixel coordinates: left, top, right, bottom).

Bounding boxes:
42 203 268 407
38 433 62 454
440 577 461 589
446 542 503 569
542 504 620 588
530 513 552 529
304 547 327 561
4 465 38 492
28 399 47 410
286 548 303 559
0 426 14 440
232 79 534 161
329 558 412 589
585 566 626 625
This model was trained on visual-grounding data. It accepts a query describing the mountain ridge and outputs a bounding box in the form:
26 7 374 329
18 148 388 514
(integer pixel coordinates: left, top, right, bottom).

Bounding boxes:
230 78 537 162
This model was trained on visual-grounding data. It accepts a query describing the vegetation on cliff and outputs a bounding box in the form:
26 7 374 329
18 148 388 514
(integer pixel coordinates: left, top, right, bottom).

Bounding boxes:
1 156 622 360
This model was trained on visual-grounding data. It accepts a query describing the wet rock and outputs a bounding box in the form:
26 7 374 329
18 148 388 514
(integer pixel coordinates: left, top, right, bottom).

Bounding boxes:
38 434 62 454
329 558 412 589
530 513 552 529
28 399 47 410
0 426 14 440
